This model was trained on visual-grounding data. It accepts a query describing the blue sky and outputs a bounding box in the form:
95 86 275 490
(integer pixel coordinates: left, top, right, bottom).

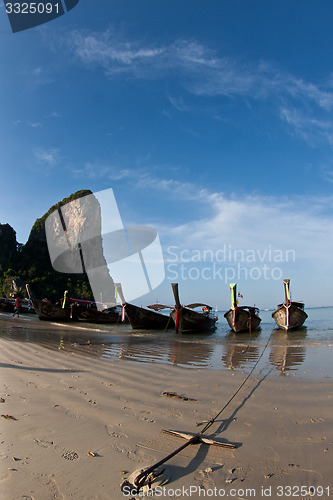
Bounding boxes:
1 0 333 308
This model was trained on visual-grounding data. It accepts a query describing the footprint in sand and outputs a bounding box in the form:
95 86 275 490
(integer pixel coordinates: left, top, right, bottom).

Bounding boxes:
261 446 280 462
34 475 64 499
61 450 79 460
0 470 10 482
139 412 155 423
194 467 216 490
106 427 128 439
127 448 150 463
295 417 324 425
34 438 56 449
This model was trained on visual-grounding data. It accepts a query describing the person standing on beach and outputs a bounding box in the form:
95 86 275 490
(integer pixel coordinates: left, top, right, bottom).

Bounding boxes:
13 295 20 318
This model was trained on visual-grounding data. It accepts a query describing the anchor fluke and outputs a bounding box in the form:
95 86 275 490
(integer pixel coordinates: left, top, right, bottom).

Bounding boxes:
121 466 170 495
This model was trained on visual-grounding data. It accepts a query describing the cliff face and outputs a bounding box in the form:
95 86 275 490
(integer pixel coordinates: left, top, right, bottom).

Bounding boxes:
21 190 94 274
27 189 93 245
0 223 17 272
44 191 115 304
0 190 100 301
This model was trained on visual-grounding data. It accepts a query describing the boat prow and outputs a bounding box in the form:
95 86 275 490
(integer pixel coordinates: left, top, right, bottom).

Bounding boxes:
170 283 218 334
224 306 261 333
272 280 308 331
224 284 261 333
115 284 174 330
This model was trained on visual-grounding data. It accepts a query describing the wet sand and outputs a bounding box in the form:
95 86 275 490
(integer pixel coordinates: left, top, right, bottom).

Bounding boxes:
1 316 333 499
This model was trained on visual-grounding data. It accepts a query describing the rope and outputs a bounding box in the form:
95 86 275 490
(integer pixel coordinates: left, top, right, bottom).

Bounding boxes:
199 332 273 435
122 330 274 493
246 312 252 335
164 313 173 332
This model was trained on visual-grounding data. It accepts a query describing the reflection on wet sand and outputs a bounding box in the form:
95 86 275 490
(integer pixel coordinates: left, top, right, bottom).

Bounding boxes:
168 339 214 367
222 343 260 370
103 338 168 364
269 328 307 375
104 336 215 368
222 331 261 369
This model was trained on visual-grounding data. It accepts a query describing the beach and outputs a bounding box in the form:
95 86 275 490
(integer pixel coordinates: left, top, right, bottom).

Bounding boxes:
1 315 333 499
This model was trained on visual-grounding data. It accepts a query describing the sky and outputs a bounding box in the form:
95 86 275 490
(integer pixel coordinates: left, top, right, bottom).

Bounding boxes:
1 0 333 308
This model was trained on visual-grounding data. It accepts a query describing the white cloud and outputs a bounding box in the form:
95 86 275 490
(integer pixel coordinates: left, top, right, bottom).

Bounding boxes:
146 179 333 267
120 170 333 271
135 177 333 305
157 188 333 304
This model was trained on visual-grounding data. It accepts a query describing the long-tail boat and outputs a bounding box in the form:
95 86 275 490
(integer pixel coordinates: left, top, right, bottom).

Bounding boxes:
27 285 121 323
30 295 79 321
0 297 36 314
31 296 122 323
0 297 15 313
272 279 307 331
224 283 261 333
170 283 218 334
74 298 123 323
115 283 173 330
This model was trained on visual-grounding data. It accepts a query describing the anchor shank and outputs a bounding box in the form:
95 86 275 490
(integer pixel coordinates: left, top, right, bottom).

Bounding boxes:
135 433 200 487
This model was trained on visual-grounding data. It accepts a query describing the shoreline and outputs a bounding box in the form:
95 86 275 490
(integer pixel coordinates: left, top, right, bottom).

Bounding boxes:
1 322 333 499
1 313 333 378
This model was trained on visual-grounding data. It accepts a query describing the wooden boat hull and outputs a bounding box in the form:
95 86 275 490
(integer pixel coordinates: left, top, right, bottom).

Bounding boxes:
124 302 173 330
78 307 122 324
0 299 36 315
272 303 308 331
0 299 14 313
170 307 217 334
31 298 79 321
224 307 261 333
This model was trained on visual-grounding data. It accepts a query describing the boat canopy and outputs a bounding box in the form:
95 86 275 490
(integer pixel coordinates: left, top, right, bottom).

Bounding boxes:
186 303 212 310
147 304 171 311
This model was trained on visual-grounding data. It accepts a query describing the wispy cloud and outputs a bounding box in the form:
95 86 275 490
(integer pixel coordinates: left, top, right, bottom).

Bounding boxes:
71 161 135 181
68 28 165 78
135 173 211 204
46 112 61 119
28 122 42 128
66 29 333 105
27 66 54 87
65 28 333 147
33 147 61 169
280 107 333 146
168 95 189 112
321 164 333 184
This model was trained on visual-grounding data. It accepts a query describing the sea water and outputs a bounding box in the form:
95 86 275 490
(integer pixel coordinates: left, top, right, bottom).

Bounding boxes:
1 307 332 377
